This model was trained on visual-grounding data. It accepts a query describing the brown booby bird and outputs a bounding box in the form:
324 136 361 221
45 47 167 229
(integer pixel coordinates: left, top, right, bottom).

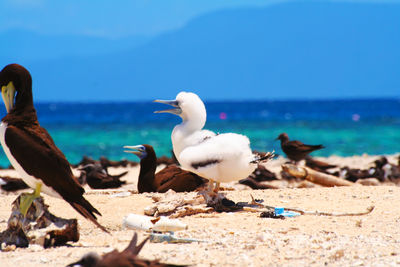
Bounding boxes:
276 133 324 163
78 163 127 189
124 144 207 193
0 64 107 233
0 176 28 191
66 232 185 267
305 156 337 173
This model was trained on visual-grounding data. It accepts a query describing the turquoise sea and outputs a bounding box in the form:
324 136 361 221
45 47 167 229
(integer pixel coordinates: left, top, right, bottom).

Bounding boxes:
0 99 399 167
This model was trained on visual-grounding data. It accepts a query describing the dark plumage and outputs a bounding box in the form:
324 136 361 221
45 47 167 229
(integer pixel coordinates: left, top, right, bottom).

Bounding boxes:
248 165 277 182
99 156 129 168
305 156 337 173
239 177 278 190
0 176 28 191
78 163 127 189
0 64 107 233
66 232 185 267
340 167 372 182
277 133 324 163
124 144 207 193
239 165 278 189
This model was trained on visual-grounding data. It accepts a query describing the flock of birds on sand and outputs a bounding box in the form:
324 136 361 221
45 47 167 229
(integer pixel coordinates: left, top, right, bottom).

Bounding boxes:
0 63 399 266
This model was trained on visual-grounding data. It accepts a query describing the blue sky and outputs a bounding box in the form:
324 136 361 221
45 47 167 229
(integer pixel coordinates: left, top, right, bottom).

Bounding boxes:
2 0 398 38
1 0 399 101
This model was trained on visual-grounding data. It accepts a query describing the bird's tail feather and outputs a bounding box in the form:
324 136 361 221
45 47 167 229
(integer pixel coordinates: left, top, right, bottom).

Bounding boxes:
70 199 109 233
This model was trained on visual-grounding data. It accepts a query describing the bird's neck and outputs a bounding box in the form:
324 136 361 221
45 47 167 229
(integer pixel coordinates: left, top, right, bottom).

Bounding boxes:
171 119 203 158
138 157 157 193
2 105 38 126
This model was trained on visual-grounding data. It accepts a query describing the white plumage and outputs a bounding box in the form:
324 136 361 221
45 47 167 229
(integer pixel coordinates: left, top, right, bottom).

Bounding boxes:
155 92 265 189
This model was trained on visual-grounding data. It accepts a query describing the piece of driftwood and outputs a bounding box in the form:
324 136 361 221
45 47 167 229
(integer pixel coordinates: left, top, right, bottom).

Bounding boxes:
0 195 79 249
248 195 374 217
144 190 255 218
282 164 355 187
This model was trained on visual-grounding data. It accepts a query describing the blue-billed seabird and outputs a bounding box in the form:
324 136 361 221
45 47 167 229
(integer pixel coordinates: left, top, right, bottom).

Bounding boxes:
154 92 272 192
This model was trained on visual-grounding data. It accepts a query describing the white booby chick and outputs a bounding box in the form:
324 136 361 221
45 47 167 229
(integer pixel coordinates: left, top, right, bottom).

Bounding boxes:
154 92 272 192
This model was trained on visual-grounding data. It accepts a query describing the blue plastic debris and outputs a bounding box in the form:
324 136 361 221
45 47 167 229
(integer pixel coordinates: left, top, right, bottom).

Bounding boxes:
275 207 300 217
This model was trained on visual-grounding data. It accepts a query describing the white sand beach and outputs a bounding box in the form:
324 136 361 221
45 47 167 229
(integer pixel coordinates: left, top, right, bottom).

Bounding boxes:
1 155 400 266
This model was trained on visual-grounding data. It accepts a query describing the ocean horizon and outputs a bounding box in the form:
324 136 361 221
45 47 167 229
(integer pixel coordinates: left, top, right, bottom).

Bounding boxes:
0 98 399 168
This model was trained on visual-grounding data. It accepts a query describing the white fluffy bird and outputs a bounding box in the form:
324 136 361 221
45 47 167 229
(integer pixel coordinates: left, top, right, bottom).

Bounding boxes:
154 92 272 192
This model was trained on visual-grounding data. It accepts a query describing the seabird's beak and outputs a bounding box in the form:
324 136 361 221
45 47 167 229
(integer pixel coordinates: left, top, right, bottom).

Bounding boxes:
124 145 147 159
1 81 16 113
153 99 182 115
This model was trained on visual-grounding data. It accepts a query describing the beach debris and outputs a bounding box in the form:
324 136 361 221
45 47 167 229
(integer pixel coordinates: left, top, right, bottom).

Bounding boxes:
66 232 187 267
0 176 29 192
123 213 188 232
144 190 257 218
282 164 355 187
260 211 285 219
198 191 245 212
144 190 210 218
274 207 301 217
78 163 127 189
0 195 79 249
149 232 206 243
110 191 132 198
284 205 375 217
248 195 375 217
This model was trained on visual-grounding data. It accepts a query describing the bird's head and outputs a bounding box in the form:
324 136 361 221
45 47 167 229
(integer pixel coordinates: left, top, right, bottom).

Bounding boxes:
124 144 155 160
276 133 289 142
154 92 206 127
0 63 33 113
66 252 100 267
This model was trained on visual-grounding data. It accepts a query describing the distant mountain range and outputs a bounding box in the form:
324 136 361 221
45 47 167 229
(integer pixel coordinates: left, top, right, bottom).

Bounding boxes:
1 2 399 101
1 29 152 62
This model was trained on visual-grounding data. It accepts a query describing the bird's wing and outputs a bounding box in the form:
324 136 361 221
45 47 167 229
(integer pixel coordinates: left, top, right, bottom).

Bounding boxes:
5 125 107 232
5 125 83 197
179 133 250 171
286 141 321 153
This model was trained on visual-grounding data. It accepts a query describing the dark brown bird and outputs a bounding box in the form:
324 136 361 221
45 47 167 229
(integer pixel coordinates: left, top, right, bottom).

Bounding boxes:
78 163 127 189
340 167 372 182
239 165 278 189
99 156 129 168
276 133 324 163
66 232 185 267
0 176 28 191
239 177 279 190
305 156 337 173
124 144 207 193
0 64 108 233
72 155 96 168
